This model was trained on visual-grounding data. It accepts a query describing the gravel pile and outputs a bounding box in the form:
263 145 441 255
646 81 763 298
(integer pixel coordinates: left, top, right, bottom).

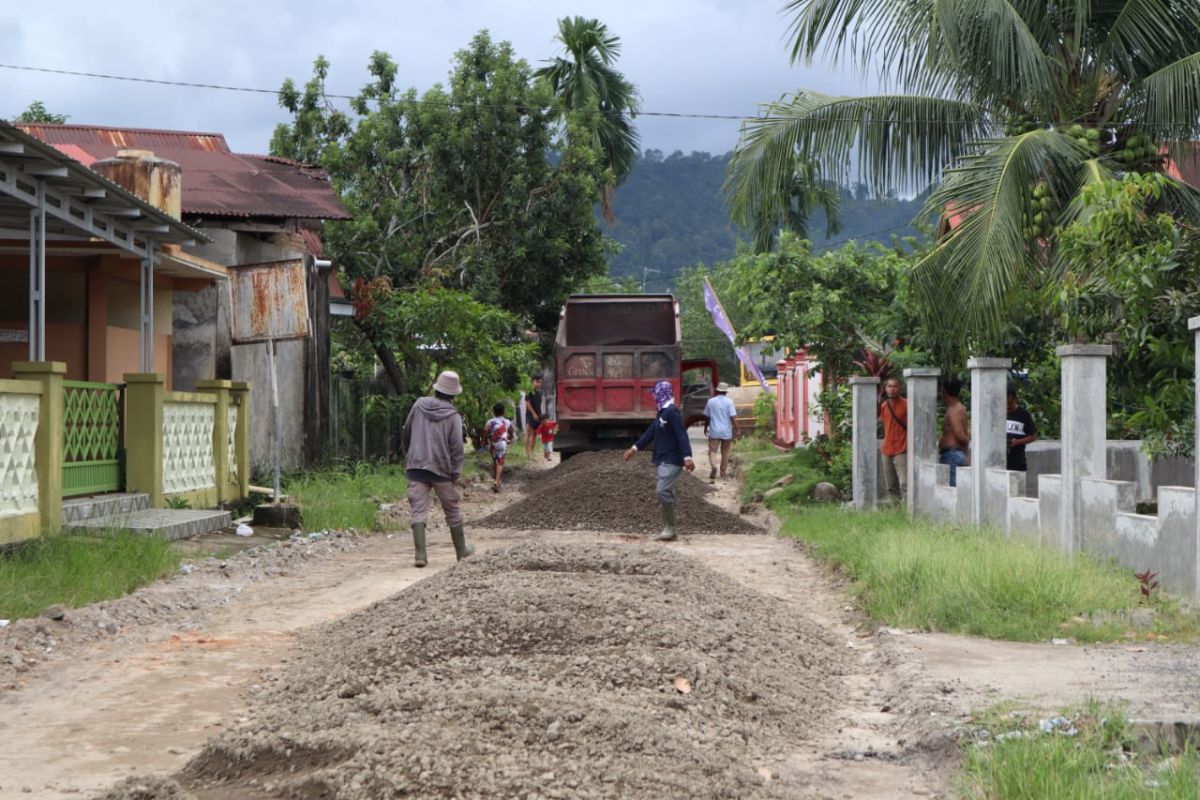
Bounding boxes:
1 529 362 691
479 451 761 535
113 542 845 799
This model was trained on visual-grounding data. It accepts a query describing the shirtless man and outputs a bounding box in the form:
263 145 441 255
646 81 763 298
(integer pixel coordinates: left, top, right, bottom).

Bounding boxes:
937 377 970 487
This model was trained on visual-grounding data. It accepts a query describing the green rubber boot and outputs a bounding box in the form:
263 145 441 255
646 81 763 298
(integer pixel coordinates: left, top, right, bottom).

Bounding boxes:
449 524 475 561
651 504 678 541
411 522 428 568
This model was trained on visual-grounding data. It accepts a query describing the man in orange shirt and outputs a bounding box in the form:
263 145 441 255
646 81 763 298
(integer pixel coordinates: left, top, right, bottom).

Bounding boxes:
879 377 908 503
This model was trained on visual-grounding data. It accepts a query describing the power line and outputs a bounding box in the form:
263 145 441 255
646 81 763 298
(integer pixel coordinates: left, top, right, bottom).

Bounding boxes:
0 63 748 120
6 62 1199 132
811 221 918 253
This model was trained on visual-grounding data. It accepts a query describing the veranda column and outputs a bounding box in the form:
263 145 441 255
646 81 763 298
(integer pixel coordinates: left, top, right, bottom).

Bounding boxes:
968 357 1011 525
1058 345 1111 555
903 367 941 515
850 376 880 510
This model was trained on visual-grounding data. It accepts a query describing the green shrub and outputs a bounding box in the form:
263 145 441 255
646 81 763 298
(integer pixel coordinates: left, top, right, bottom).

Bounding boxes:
286 462 408 532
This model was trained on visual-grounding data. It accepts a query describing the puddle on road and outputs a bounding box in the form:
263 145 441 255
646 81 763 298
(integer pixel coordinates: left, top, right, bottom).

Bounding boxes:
171 526 295 559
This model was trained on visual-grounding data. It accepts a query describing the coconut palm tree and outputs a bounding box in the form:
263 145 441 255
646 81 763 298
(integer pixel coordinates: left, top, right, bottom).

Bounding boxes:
537 16 641 221
727 0 1200 347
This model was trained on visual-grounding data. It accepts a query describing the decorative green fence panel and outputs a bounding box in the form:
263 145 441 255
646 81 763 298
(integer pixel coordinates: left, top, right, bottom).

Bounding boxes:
62 381 123 496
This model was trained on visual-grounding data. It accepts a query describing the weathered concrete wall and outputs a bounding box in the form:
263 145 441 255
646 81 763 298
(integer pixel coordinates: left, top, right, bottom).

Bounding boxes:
177 228 329 475
984 467 1024 529
1023 440 1186 500
1006 496 1040 540
1037 475 1062 550
174 230 237 392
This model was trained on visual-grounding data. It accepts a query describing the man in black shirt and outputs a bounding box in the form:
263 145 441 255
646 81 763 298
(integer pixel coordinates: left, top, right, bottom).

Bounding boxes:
524 375 543 459
1006 385 1038 471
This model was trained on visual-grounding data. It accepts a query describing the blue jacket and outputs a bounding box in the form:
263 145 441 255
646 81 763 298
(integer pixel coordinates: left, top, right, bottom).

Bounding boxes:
634 404 693 466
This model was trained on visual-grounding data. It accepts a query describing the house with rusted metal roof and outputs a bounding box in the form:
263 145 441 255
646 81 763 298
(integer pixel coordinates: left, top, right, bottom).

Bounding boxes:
0 120 249 543
20 122 352 474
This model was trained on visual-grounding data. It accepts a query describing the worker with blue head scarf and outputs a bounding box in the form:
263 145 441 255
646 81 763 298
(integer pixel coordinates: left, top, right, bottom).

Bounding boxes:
623 379 696 541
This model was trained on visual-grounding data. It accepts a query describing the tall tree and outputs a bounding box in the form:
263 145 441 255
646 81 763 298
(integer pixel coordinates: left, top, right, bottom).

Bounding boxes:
15 100 67 124
271 33 609 416
728 1 1200 352
536 16 641 221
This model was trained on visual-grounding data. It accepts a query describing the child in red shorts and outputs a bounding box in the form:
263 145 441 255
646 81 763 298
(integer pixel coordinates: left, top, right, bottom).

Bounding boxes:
538 419 557 461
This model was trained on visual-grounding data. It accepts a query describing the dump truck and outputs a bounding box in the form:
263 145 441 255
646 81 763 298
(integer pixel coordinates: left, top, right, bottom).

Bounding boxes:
552 294 717 458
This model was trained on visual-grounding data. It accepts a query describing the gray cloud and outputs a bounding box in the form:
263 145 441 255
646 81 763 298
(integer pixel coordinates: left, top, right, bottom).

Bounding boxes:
6 0 872 156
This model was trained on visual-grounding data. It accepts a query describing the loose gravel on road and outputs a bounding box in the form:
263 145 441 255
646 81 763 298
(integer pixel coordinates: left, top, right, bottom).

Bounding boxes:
478 451 762 535
98 541 845 799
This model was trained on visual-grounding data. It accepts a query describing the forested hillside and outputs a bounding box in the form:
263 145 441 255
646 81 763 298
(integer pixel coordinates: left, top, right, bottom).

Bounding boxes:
602 149 926 290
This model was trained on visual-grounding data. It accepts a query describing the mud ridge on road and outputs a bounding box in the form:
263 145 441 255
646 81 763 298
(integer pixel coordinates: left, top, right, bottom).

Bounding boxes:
99 541 846 799
479 450 762 535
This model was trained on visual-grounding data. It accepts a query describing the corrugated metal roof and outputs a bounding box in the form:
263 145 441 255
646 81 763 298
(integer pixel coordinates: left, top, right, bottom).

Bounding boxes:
19 123 350 221
20 123 229 152
0 120 208 250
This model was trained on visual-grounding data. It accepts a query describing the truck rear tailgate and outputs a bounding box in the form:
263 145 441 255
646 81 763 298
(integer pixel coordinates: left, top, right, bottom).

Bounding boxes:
558 346 678 419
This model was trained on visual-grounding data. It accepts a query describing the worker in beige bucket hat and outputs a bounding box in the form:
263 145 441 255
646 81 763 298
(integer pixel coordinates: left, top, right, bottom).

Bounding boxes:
402 370 473 566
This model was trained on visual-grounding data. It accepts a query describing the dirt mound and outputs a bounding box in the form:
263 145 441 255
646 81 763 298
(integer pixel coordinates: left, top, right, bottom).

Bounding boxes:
118 542 844 799
479 450 761 535
94 776 195 800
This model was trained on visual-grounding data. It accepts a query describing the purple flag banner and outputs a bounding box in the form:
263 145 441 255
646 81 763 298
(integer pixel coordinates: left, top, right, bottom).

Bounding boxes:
703 278 772 392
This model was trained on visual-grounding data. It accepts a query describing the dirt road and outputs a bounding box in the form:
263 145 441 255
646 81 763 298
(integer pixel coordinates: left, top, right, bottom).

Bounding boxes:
1 459 1197 798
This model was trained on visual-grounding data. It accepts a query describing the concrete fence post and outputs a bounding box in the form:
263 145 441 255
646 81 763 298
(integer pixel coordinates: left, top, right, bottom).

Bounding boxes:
230 381 252 501
850 376 881 510
1058 345 1111 556
124 373 165 508
11 361 65 534
967 357 1012 526
903 367 941 515
1191 317 1200 599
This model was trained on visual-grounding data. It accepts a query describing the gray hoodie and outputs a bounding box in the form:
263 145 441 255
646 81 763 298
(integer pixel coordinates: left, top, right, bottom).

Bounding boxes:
402 396 464 480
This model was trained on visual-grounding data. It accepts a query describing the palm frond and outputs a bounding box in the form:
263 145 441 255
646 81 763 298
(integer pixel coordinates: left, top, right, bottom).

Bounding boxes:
783 0 1062 103
782 0 943 90
913 129 1090 345
1058 157 1114 230
1137 52 1200 140
1101 0 1200 82
726 91 989 212
931 0 1060 108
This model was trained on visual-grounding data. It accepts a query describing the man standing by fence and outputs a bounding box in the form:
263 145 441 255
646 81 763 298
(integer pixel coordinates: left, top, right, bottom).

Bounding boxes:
879 377 908 503
938 377 970 487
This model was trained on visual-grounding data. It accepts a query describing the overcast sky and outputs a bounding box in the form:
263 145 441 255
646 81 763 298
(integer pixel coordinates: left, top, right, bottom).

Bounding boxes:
3 0 872 156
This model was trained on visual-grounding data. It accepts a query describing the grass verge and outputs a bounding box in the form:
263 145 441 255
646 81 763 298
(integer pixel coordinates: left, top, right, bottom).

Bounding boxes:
962 701 1200 799
738 444 831 506
286 462 408 532
779 505 1199 642
0 533 181 621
